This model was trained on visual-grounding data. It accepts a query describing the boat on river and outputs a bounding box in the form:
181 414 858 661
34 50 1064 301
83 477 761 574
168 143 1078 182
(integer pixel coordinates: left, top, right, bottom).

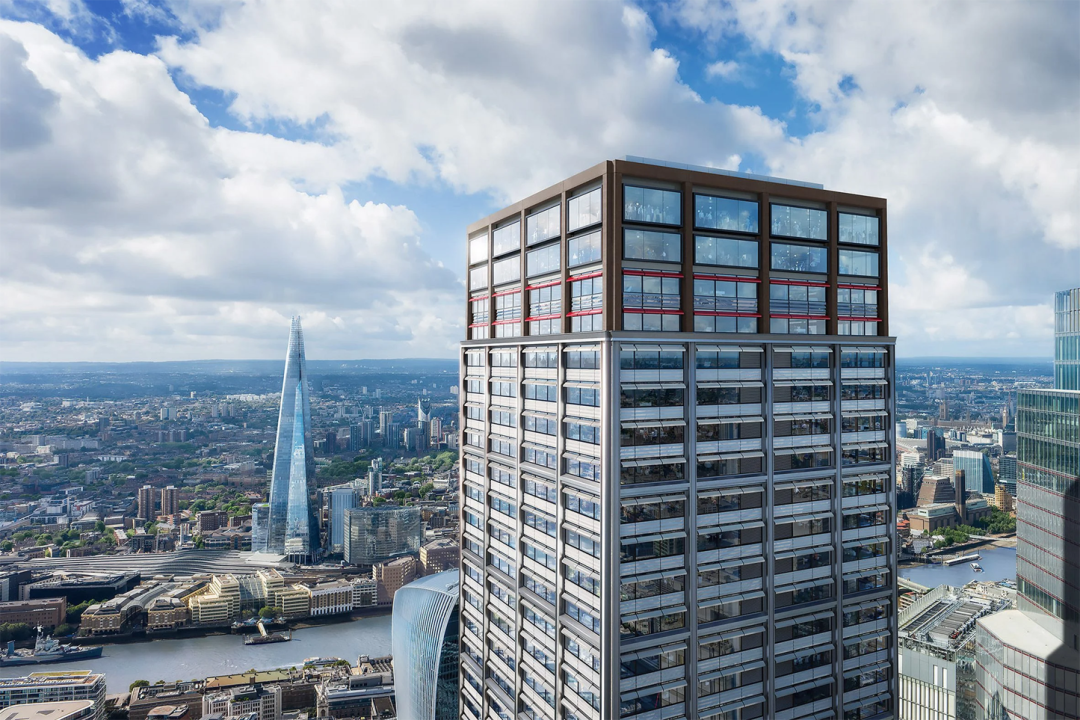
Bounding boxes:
1 627 104 667
971 562 983 572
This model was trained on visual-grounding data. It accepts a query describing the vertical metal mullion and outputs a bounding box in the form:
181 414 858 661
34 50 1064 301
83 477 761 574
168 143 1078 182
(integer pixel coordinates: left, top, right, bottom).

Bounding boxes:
763 340 776 716
601 337 618 718
685 339 699 715
832 340 845 718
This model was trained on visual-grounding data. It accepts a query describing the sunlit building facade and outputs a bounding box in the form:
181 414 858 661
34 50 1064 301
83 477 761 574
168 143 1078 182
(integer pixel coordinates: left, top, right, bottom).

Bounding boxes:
343 505 422 566
459 158 897 720
392 570 461 720
1054 287 1079 391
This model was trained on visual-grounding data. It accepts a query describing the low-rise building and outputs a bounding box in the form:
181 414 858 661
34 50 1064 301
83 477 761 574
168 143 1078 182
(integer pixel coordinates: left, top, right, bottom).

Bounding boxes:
0 701 96 720
303 580 353 617
315 665 393 719
128 682 204 720
276 586 310 619
0 597 66 628
145 597 189 631
0 672 107 720
350 578 377 609
196 511 230 535
202 684 281 720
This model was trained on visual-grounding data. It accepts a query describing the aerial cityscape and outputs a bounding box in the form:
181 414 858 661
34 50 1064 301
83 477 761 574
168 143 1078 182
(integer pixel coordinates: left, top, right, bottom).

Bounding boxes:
1 3 1078 720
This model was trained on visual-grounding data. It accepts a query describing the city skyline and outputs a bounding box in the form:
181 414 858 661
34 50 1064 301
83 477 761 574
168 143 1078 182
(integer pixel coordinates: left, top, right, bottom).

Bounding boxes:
1 1 1077 362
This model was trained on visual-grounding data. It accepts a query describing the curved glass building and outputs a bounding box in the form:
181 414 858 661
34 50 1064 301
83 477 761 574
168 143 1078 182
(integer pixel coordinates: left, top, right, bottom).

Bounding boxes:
391 569 459 720
343 506 421 566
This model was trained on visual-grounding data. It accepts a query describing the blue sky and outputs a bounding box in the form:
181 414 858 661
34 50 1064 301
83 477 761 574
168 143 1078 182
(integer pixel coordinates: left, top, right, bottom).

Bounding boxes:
1 0 1076 361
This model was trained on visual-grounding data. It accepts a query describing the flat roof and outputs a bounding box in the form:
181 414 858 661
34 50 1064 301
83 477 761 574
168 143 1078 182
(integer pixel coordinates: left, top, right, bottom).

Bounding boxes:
978 609 1080 666
625 155 824 190
0 701 94 720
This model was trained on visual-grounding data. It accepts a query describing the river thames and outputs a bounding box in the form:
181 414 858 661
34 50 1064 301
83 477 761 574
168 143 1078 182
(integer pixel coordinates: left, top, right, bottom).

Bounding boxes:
898 545 1016 587
0 614 392 693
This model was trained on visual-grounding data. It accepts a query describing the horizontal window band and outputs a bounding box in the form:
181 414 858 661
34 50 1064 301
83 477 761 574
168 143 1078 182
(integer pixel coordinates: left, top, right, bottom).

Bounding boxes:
697 451 765 462
621 419 686 429
523 379 557 386
621 382 685 390
699 660 767 683
521 442 557 452
851 347 889 353
843 661 890 680
621 344 686 352
842 443 889 450
774 544 833 561
843 598 891 613
777 413 833 421
491 319 521 326
469 294 490 301
620 604 689 623
842 410 889 418
699 590 765 608
773 380 833 387
697 556 764 572
696 344 764 353
491 288 521 297
623 308 685 315
778 511 834 523
776 678 834 698
563 345 601 352
775 610 836 629
698 520 764 534
622 457 687 468
698 381 764 388
695 311 762 318
622 531 687 545
525 314 561 322
843 504 890 515
563 381 600 389
467 323 489 328
838 317 882 322
620 641 688 662
776 577 834 594
843 567 890 580
622 493 686 506
774 446 834 455
844 694 892 712
693 274 761 282
697 416 765 425
526 279 562 290
771 279 830 287
842 473 890 482
698 485 764 498
624 269 684 278
774 346 834 353
770 314 831 320
569 270 604 281
775 645 835 664
566 309 603 317
843 379 888 385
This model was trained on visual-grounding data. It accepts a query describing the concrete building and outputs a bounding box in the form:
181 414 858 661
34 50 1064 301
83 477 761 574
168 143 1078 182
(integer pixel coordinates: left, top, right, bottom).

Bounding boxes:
137 485 155 521
276 586 310 619
898 585 1011 720
0 597 66 628
0 672 106 720
350 577 377 609
303 580 353 617
418 538 459 576
459 158 896 720
391 570 459 720
373 555 416 606
0 701 95 720
196 511 229 535
160 486 179 517
202 684 281 720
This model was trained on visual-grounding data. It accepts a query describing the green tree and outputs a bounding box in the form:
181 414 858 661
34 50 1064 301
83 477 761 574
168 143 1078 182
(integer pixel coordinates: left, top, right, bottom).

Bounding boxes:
130 680 150 691
53 623 73 636
94 520 107 533
372 497 386 505
0 540 12 553
258 606 276 619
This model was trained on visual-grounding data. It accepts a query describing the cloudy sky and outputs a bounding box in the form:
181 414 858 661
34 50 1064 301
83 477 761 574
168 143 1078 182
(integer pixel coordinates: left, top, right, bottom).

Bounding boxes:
1 0 1077 362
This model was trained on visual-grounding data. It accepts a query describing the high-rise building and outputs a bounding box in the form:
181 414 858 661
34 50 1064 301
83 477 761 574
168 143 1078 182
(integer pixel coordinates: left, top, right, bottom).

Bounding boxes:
418 396 432 424
975 288 1080 720
266 317 318 561
997 454 1017 496
1054 287 1079 391
926 428 946 462
391 570 460 720
952 450 994 495
327 485 359 554
367 457 384 496
343 506 422 566
160 485 179 517
137 485 154 521
251 502 270 552
458 158 897 720
379 410 394 437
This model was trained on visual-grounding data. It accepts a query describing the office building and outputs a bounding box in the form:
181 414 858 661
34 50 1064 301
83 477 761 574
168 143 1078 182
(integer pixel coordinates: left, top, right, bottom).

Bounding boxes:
368 458 384 496
392 570 460 720
0 597 66 628
0 672 107 720
419 538 460 575
1054 287 1079 391
343 506 422 566
160 485 179 517
327 484 359 554
459 158 896 720
927 430 946 463
137 484 155 521
266 317 318 562
373 555 417 605
251 502 270 552
418 397 433 424
202 684 281 720
975 289 1080 720
1 701 96 720
951 450 994 495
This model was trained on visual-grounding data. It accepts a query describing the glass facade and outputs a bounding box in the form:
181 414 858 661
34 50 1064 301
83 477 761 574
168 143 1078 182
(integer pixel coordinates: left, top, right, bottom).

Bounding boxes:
392 570 460 720
266 317 317 560
1055 287 1080 391
342 506 421 566
952 449 995 495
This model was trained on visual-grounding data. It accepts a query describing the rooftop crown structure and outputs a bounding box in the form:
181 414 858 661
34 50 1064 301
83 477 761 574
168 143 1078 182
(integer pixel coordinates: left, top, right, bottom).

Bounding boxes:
263 316 318 561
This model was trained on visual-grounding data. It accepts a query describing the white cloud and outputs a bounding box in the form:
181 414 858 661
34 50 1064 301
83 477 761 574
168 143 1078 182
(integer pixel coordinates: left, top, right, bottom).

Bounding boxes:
705 59 740 80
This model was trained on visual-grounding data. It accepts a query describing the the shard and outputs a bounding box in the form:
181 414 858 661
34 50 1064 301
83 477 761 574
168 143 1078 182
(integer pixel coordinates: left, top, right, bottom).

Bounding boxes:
263 316 317 561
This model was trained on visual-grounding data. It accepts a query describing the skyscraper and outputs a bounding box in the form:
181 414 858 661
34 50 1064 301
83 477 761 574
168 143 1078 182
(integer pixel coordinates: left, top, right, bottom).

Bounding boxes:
459 158 896 720
266 317 318 561
975 288 1079 719
1054 287 1079 391
160 485 179 517
343 505 422 566
137 485 154 522
392 570 460 720
327 484 359 554
952 449 995 495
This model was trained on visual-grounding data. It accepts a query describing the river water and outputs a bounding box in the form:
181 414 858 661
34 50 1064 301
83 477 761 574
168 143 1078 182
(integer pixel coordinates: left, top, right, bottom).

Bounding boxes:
0 614 392 694
898 546 1017 587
